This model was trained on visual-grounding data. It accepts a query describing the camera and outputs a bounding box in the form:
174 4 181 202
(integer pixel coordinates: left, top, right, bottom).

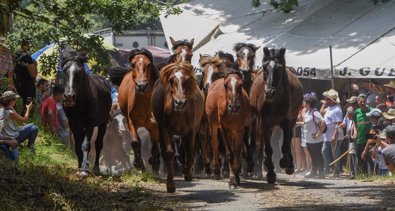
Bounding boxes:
365 134 376 139
26 97 32 104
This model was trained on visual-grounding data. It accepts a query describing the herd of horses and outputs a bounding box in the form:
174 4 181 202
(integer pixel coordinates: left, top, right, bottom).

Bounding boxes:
59 37 303 193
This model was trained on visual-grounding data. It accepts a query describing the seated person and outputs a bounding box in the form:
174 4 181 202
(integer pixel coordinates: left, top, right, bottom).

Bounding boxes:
1 91 38 155
0 95 18 161
35 78 50 106
376 125 395 174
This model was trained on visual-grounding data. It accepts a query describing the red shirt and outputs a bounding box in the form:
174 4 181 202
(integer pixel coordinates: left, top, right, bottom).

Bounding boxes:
41 97 58 129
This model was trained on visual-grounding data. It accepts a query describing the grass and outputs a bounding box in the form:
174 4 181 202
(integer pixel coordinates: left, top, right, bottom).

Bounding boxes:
0 115 179 210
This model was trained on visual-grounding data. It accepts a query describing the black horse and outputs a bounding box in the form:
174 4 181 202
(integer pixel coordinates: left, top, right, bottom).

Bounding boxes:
258 47 303 183
61 47 112 175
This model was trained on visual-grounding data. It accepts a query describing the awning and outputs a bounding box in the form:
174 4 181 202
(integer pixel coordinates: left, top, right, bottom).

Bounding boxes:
160 0 395 80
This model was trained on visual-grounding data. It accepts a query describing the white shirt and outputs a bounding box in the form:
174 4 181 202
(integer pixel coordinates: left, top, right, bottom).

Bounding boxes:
303 109 324 144
324 104 344 142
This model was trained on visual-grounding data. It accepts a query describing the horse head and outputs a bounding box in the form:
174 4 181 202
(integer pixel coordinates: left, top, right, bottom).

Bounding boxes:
61 47 88 107
199 54 224 93
160 62 198 113
170 37 194 63
128 48 156 94
224 70 244 114
262 47 287 102
233 43 260 82
214 51 235 69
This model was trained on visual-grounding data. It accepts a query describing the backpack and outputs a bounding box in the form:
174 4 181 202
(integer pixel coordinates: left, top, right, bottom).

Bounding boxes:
312 110 327 133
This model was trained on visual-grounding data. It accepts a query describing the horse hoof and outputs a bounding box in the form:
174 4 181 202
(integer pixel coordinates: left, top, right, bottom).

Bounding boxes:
285 167 294 175
222 170 230 178
133 160 145 171
247 165 254 174
184 174 193 182
79 171 89 177
279 158 289 169
267 173 277 184
229 176 238 189
235 174 241 185
166 181 176 193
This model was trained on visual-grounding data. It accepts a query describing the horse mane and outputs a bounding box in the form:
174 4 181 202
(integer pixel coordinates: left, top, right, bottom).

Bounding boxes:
216 51 235 63
224 68 243 80
61 46 88 67
160 62 198 98
108 66 131 86
233 43 259 52
262 47 286 66
199 54 222 67
171 39 194 50
128 48 154 64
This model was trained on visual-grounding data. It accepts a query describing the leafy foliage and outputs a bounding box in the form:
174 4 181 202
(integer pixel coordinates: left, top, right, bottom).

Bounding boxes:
1 0 184 76
252 0 299 13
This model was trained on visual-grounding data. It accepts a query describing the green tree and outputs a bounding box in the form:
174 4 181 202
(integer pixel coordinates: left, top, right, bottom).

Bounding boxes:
0 0 183 75
251 0 299 13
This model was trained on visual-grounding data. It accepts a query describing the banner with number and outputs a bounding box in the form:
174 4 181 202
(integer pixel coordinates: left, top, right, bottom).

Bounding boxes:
292 66 395 80
292 67 332 80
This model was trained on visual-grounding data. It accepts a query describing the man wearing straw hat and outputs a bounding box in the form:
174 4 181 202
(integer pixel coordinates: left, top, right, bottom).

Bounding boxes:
384 80 395 107
322 89 344 176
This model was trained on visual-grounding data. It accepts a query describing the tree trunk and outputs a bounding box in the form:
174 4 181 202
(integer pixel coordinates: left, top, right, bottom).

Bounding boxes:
0 0 17 35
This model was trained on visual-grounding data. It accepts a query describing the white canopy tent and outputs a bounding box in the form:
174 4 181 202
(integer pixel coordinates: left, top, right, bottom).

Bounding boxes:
160 0 395 80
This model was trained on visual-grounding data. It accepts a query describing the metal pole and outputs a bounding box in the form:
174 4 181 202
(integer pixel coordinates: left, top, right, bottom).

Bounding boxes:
330 45 335 89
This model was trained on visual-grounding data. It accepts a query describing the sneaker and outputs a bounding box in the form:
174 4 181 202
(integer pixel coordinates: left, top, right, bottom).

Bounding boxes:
304 171 317 178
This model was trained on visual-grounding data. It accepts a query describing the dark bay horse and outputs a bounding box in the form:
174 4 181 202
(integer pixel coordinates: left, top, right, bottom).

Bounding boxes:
118 48 161 173
206 70 252 188
252 47 303 184
61 47 112 175
151 62 204 193
233 43 260 94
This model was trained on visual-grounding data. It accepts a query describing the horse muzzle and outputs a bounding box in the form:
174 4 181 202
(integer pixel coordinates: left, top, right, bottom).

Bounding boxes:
64 93 76 107
136 81 148 94
227 104 241 114
264 88 276 102
173 98 187 113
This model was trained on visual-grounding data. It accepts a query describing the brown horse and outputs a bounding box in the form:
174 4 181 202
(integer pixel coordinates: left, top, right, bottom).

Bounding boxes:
251 47 303 184
118 48 161 173
168 37 194 63
151 62 204 193
206 70 252 188
214 51 236 69
233 43 260 94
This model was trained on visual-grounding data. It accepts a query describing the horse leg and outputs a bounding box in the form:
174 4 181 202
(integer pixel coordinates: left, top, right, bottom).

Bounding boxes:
147 122 160 175
81 127 94 175
280 120 294 175
221 128 236 188
234 129 245 186
162 129 175 193
244 125 254 176
255 120 264 179
183 131 196 182
71 128 84 170
210 124 220 179
263 127 276 184
198 120 211 176
128 120 144 170
92 122 107 175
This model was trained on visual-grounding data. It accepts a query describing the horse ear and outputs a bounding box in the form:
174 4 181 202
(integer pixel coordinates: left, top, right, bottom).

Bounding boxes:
170 37 176 47
279 48 286 57
189 38 194 47
263 47 270 57
253 45 260 52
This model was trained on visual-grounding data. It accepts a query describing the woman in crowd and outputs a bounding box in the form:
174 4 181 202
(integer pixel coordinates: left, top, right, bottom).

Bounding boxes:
299 93 325 178
293 106 307 173
1 90 38 155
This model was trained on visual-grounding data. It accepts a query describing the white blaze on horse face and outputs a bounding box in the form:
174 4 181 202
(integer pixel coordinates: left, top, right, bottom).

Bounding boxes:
181 48 187 62
230 75 237 104
138 57 144 73
175 71 184 97
243 48 249 61
266 61 275 90
206 65 214 86
68 63 77 89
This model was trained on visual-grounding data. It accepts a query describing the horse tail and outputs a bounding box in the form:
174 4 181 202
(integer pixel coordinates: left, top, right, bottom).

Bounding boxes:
108 66 131 86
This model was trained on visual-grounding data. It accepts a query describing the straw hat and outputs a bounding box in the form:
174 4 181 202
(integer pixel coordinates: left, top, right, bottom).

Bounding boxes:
383 108 395 120
384 80 395 89
323 89 340 104
2 91 20 101
346 96 358 104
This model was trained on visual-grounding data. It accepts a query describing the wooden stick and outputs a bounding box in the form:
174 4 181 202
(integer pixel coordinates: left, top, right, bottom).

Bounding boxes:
330 147 354 166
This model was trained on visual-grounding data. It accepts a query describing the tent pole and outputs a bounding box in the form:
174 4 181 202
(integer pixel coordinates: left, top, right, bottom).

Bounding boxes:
330 45 335 89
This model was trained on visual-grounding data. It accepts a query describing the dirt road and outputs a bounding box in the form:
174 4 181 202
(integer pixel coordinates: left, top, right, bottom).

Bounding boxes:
155 173 395 210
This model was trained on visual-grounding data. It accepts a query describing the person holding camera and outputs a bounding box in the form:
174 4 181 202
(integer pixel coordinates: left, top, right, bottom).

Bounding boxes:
0 94 18 161
0 90 38 155
374 125 395 174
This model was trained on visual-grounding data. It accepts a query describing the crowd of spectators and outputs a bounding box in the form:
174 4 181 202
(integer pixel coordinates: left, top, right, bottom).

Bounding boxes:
293 80 395 179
